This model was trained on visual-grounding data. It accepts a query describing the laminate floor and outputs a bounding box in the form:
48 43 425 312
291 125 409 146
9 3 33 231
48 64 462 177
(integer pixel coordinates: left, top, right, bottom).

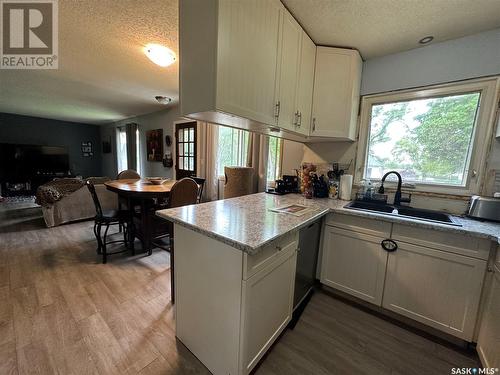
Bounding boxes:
0 207 479 375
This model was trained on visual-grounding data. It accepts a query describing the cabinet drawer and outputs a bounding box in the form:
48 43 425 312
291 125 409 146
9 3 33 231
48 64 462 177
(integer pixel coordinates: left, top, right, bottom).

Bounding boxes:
243 231 298 280
325 213 392 238
392 224 491 260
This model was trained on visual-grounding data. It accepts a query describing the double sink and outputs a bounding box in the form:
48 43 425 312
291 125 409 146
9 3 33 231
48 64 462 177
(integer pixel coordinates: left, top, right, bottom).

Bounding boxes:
345 201 462 227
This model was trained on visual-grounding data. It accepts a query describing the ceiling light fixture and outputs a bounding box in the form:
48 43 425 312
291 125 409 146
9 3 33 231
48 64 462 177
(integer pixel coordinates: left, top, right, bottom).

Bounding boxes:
155 96 172 105
144 44 176 67
419 36 434 45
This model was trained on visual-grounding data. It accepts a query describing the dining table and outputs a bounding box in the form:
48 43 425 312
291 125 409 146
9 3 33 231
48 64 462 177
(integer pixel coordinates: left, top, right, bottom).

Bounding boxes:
104 178 176 254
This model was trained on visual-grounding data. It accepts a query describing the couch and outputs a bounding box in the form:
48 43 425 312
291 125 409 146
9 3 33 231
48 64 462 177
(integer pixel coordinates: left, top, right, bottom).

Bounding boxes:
39 179 118 227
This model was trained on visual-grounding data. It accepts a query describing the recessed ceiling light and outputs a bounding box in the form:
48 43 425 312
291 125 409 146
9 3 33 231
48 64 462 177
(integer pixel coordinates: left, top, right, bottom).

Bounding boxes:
419 36 434 45
155 96 172 105
144 44 176 67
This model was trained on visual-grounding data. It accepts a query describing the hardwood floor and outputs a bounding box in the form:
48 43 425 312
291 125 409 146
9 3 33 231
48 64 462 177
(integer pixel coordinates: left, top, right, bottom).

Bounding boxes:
0 207 479 375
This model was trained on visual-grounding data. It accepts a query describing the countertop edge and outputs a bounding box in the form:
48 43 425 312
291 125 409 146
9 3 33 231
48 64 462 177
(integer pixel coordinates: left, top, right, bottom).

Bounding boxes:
156 208 331 254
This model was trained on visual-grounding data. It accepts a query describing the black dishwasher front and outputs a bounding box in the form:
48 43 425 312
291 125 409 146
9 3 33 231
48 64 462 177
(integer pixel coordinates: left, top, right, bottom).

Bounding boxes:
292 220 321 320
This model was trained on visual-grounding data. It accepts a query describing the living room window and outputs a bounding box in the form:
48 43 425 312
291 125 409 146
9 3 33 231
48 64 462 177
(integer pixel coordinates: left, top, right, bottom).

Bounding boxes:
356 78 499 195
117 126 128 172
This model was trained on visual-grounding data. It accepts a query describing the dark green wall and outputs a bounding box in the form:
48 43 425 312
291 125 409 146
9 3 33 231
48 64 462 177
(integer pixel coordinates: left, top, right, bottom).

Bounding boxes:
0 112 102 177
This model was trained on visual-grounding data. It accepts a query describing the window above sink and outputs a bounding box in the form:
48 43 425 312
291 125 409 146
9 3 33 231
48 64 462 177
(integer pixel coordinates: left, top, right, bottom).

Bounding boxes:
355 78 499 196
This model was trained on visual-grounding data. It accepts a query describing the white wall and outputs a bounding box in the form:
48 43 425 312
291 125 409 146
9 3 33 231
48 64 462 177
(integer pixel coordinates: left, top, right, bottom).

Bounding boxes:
281 140 304 176
361 28 500 95
101 106 182 178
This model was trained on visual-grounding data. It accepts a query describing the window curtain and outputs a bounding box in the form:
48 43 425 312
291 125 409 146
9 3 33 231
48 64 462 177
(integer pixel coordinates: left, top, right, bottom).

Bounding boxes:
125 123 138 171
198 122 219 201
247 133 269 193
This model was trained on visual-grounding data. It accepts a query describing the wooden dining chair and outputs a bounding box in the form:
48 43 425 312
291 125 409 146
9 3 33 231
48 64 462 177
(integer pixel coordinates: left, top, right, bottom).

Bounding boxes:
117 169 140 179
152 177 199 303
87 181 134 264
190 177 206 203
116 169 141 230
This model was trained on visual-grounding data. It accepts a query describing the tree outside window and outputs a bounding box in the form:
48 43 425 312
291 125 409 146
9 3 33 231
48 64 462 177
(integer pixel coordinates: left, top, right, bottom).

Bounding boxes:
366 92 481 186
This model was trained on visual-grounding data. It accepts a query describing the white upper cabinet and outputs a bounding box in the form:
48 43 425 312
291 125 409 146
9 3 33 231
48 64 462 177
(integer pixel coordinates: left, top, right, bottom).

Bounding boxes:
275 9 302 131
216 0 282 125
311 47 362 140
180 0 282 130
294 32 316 135
180 0 362 142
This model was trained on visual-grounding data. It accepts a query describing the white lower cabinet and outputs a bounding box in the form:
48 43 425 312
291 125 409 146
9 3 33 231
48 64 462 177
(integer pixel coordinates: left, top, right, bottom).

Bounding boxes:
321 220 489 341
240 250 297 374
321 226 387 305
477 264 500 368
383 241 486 340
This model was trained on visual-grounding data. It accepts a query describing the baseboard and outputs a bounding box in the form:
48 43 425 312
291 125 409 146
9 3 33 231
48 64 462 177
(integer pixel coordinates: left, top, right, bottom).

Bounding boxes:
477 345 490 368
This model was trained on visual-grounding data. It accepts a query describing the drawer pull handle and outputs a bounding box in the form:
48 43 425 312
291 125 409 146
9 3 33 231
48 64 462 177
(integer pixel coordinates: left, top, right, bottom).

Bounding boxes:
381 239 398 252
276 245 282 251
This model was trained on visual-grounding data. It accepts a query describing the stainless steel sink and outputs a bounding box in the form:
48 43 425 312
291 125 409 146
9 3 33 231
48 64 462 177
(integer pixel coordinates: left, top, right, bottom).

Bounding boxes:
345 201 462 226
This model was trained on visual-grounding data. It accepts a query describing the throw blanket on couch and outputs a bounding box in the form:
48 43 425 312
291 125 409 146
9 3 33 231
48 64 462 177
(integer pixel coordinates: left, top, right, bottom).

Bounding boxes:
35 178 85 207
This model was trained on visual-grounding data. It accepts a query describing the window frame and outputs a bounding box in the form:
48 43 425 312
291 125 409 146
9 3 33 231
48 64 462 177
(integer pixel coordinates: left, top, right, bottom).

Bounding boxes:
355 78 499 196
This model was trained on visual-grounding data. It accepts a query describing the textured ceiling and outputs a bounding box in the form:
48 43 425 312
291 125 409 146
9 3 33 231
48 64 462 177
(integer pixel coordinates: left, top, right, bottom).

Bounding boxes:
1 0 499 125
282 0 500 59
0 0 178 125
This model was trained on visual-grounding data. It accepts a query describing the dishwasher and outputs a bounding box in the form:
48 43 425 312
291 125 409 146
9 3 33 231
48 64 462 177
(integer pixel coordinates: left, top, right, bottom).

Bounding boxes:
291 219 322 326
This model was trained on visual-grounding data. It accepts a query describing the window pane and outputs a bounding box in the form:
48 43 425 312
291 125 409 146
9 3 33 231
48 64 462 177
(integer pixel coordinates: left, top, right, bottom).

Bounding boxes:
184 143 189 156
267 136 282 184
365 92 480 186
189 128 194 142
184 130 189 142
189 157 194 171
179 157 183 170
117 128 128 172
178 129 183 144
216 126 250 176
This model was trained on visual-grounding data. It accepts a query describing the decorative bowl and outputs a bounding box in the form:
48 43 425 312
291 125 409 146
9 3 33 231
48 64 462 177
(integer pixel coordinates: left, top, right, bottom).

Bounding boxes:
146 177 169 185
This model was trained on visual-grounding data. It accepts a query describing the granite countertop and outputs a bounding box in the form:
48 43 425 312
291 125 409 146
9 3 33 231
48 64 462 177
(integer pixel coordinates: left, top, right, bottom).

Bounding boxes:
156 193 500 254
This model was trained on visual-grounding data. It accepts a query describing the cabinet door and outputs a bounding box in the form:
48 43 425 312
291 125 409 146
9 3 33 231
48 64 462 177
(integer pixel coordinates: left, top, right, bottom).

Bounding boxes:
216 0 282 125
383 241 486 340
320 226 388 305
240 250 297 374
294 32 315 135
477 264 500 368
311 47 362 139
275 9 302 131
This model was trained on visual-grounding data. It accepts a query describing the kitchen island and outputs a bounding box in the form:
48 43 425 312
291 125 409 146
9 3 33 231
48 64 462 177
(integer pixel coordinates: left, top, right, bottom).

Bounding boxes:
156 193 500 375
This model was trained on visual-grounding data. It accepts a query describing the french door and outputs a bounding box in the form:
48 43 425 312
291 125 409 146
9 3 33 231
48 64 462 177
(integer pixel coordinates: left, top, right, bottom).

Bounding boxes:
175 122 197 179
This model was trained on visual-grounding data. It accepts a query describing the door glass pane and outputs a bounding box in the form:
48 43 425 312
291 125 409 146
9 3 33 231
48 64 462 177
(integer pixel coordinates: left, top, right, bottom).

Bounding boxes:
189 143 194 156
189 128 194 142
184 130 189 142
184 143 189 156
179 157 183 169
189 157 194 171
178 129 184 144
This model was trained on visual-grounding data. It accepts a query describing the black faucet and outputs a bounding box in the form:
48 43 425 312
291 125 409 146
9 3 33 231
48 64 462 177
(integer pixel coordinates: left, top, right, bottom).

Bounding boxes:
378 171 410 206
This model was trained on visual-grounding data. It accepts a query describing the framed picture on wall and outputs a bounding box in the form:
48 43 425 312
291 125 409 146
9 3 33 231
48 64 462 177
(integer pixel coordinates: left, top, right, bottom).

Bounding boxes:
81 141 93 157
146 129 163 162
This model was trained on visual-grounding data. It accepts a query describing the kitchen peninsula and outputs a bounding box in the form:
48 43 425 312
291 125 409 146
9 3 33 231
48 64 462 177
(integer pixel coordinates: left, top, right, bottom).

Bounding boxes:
156 193 500 375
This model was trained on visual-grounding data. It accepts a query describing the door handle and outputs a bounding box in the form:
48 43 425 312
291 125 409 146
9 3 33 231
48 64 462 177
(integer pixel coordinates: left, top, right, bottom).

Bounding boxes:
381 239 398 252
312 117 316 132
297 111 302 127
275 101 281 119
